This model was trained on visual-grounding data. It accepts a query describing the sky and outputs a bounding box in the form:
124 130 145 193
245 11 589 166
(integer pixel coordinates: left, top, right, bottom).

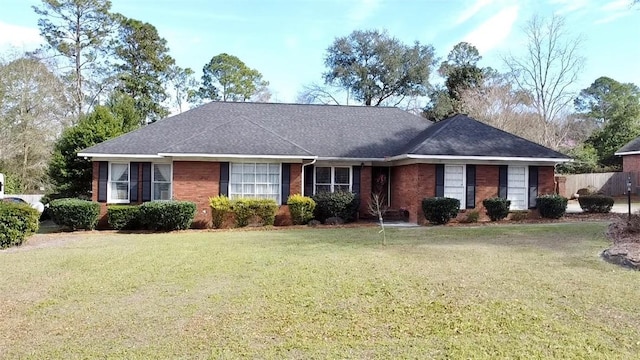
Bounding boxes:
1 0 639 104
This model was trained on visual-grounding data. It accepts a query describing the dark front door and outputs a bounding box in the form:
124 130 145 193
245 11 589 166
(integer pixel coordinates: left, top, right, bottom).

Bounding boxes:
371 166 390 206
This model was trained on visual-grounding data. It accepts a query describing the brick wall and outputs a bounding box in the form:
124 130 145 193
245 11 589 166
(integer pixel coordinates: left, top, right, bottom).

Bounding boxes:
91 162 109 228
172 161 220 228
623 155 640 175
359 166 372 218
474 165 499 211
390 164 435 223
538 166 556 195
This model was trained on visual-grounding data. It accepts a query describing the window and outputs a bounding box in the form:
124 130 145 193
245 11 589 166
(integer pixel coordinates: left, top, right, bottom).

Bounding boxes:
314 166 351 193
229 163 280 202
444 165 465 208
153 164 172 200
109 163 129 203
508 166 527 210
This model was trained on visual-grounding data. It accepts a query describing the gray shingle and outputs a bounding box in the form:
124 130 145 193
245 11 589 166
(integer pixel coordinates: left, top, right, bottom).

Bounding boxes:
617 137 640 154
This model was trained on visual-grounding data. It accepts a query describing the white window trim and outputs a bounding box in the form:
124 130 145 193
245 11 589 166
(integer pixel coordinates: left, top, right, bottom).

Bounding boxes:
107 162 130 204
507 165 529 211
444 164 466 209
228 162 282 204
313 166 352 194
152 163 173 201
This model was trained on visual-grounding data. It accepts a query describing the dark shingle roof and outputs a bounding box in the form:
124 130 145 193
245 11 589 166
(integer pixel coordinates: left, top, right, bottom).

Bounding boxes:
401 114 569 159
81 102 430 158
80 103 569 160
617 137 640 154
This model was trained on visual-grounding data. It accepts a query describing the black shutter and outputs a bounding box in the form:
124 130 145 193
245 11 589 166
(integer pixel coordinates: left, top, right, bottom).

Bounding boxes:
466 165 476 209
141 162 152 202
97 161 108 202
129 162 139 202
528 166 539 209
304 164 314 197
281 163 291 205
499 165 508 199
219 162 229 196
352 166 361 195
435 164 445 197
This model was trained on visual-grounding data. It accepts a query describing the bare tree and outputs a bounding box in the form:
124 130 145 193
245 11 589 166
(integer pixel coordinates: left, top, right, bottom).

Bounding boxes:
503 15 584 148
367 193 388 246
296 83 346 105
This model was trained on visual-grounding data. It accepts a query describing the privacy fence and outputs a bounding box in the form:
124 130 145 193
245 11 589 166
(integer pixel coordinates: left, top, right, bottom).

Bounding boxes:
564 172 637 197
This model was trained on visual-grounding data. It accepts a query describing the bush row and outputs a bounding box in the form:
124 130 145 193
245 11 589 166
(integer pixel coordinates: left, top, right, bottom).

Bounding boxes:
107 201 196 231
578 195 614 213
209 195 278 228
0 202 40 249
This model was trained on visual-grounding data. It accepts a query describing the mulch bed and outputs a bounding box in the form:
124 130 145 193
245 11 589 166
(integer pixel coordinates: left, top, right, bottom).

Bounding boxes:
601 214 640 270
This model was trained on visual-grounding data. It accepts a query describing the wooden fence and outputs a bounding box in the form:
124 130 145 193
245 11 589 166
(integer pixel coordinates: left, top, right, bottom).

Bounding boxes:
564 172 637 197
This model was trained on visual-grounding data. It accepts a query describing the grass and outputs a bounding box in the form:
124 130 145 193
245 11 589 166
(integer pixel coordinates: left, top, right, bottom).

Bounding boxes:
1 223 639 358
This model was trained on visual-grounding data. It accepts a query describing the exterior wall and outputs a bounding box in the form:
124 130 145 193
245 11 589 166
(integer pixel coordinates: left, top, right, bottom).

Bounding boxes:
92 162 109 228
623 155 640 185
172 161 220 228
538 166 556 195
390 164 435 224
359 166 372 218
474 165 499 211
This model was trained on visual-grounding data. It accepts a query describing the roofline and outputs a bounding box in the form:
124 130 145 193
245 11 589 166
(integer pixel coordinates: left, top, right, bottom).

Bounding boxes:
156 153 317 160
614 151 640 156
316 157 386 162
386 154 573 163
77 153 164 159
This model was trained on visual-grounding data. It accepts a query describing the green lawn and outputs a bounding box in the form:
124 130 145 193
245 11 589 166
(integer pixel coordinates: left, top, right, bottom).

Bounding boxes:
1 223 639 359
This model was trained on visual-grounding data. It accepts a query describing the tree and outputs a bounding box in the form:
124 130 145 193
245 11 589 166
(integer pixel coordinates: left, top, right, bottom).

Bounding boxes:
577 77 640 168
198 53 269 102
49 103 137 198
324 29 436 106
503 15 584 147
168 65 198 113
0 55 70 192
113 16 175 123
33 0 114 117
296 83 345 105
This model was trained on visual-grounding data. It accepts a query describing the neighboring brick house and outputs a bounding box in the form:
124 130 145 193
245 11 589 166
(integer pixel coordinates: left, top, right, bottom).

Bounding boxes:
79 102 570 226
616 137 640 176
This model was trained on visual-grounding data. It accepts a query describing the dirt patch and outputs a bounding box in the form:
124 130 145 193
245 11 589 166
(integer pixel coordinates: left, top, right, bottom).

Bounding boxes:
0 232 89 254
602 214 640 270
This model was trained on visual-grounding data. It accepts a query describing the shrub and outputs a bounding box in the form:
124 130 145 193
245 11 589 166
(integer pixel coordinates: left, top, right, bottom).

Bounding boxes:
230 198 278 227
139 201 196 231
510 211 529 221
209 195 231 228
0 202 40 249
287 194 316 225
578 195 614 213
49 198 100 230
107 205 141 230
482 197 511 221
461 210 480 223
421 197 460 225
312 191 360 223
576 185 599 197
536 194 568 219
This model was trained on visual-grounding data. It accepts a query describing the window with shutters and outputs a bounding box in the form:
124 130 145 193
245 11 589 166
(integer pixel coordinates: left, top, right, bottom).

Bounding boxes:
443 165 465 208
507 166 527 210
314 166 351 194
229 163 280 202
108 163 129 203
152 164 172 200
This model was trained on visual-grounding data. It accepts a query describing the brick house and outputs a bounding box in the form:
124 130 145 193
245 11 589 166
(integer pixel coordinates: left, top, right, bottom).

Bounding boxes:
616 137 640 182
79 102 570 226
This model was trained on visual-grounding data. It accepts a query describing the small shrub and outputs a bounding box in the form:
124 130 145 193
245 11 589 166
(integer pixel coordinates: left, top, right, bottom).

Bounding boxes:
0 202 40 249
107 205 141 230
230 198 279 227
510 211 529 221
536 194 568 219
312 191 360 223
287 194 316 225
576 185 599 197
139 201 196 231
578 195 614 213
421 197 460 225
49 198 100 230
482 197 511 221
209 195 231 228
461 210 480 223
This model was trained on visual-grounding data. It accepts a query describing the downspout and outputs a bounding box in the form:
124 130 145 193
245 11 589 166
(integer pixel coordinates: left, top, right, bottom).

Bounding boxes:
301 158 317 197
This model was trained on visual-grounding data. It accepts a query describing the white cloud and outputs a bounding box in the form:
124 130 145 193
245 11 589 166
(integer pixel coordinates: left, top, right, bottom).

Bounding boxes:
348 0 382 25
595 0 632 24
454 0 495 25
548 0 590 15
601 0 630 11
0 22 42 48
462 5 519 54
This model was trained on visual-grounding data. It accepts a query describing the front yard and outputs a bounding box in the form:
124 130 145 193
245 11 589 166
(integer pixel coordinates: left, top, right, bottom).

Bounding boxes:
1 223 639 358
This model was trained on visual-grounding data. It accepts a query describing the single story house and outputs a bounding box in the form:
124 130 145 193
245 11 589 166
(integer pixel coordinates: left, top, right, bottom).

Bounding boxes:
79 102 571 226
616 137 640 175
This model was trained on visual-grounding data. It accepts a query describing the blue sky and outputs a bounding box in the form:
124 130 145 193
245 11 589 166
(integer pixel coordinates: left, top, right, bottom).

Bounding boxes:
1 0 638 103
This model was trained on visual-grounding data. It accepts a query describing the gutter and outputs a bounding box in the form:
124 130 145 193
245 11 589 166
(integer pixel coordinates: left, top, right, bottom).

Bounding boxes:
384 154 573 163
301 158 318 197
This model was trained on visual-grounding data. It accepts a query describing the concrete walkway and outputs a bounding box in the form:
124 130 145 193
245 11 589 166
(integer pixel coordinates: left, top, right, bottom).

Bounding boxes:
565 199 640 214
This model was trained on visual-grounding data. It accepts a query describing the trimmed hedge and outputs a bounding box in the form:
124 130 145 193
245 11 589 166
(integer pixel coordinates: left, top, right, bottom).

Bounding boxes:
536 194 568 219
287 194 316 225
231 198 278 227
209 195 231 228
107 205 141 230
422 197 460 225
482 197 511 221
578 195 614 213
50 198 100 230
0 202 40 249
139 201 196 231
312 191 360 224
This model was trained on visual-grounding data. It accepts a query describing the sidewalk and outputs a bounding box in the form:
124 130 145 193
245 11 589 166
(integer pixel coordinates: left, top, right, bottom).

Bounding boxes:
566 199 640 214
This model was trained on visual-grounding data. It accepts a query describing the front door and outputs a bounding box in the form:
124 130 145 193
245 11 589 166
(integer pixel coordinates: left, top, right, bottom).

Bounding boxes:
371 167 390 206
